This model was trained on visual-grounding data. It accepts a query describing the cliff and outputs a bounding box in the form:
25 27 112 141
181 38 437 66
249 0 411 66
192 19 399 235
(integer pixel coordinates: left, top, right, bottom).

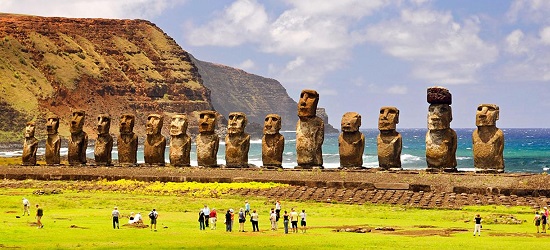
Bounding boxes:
0 13 214 141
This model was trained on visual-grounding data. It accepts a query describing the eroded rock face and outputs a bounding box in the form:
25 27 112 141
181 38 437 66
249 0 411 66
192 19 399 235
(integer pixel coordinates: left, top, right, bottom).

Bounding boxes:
68 109 88 166
296 90 324 168
377 107 402 170
94 114 113 165
339 112 364 169
117 114 138 166
262 114 284 168
473 104 504 173
22 122 38 166
45 113 61 165
426 87 457 172
225 112 250 168
169 114 191 167
196 111 219 167
144 114 166 166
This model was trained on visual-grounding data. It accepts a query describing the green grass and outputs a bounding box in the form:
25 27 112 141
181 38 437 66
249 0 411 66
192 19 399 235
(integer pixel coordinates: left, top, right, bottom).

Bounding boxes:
0 182 547 249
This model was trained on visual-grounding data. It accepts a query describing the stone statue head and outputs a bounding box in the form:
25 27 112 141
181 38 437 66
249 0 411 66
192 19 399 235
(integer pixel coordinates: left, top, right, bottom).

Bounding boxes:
264 114 282 135
428 104 452 130
228 112 247 135
378 107 399 131
119 114 135 135
146 114 163 135
46 113 60 135
198 110 217 133
341 112 361 133
97 114 111 135
298 89 319 118
24 121 35 138
476 104 499 127
70 109 86 134
170 114 188 136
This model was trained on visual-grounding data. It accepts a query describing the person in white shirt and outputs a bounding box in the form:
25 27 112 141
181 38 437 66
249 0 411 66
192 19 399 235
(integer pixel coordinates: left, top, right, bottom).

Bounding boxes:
275 201 281 221
270 208 277 230
22 197 30 216
299 209 307 233
112 207 120 229
290 208 299 233
203 205 211 228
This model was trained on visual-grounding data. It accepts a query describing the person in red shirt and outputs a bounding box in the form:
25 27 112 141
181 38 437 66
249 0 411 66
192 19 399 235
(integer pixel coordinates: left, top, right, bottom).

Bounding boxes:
209 208 217 230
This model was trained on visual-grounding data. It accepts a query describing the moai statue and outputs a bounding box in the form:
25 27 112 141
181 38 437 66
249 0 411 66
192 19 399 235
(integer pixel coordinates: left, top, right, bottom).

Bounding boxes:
296 89 324 169
262 114 284 168
377 107 402 170
22 121 38 166
68 109 88 166
144 114 166 166
426 87 457 172
338 112 365 169
117 114 138 166
225 112 250 168
169 114 191 167
94 114 113 165
45 113 61 165
196 110 219 167
472 104 504 173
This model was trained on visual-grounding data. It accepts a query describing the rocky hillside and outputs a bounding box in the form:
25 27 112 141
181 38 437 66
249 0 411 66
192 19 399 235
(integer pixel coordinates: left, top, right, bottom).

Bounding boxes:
0 13 214 141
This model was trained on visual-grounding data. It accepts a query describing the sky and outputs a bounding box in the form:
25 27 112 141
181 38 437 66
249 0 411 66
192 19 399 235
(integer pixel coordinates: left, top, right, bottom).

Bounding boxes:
2 0 550 128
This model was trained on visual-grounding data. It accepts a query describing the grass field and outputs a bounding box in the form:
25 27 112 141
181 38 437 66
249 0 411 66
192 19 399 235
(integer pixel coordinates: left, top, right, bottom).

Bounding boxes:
0 180 547 249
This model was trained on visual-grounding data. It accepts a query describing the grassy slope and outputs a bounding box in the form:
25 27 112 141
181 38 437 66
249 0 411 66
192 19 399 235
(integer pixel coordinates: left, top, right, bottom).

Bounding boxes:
0 181 546 249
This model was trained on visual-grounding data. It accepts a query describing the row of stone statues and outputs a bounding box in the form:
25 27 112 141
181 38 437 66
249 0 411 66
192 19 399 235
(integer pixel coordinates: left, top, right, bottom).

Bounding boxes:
21 87 504 173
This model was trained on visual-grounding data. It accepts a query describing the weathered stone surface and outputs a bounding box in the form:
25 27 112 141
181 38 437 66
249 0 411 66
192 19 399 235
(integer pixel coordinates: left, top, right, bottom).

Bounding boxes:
225 112 250 168
374 183 410 190
473 104 504 173
68 109 88 166
377 107 402 170
169 114 191 167
262 114 284 168
339 112 364 169
427 86 452 105
45 113 61 165
296 90 324 168
144 114 166 166
117 114 138 166
196 110 219 167
22 121 38 166
94 114 113 165
426 93 457 171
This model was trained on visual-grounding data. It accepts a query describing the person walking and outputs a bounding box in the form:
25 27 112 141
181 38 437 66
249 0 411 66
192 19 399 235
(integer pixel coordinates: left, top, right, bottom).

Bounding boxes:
209 208 217 230
270 208 277 230
35 204 43 229
149 209 159 231
112 207 120 229
534 211 541 233
299 209 307 233
225 209 232 232
251 209 259 232
198 209 206 230
203 205 210 228
245 200 251 218
22 197 30 216
541 208 547 233
290 208 299 233
283 210 289 234
238 208 246 232
275 200 281 222
473 214 482 236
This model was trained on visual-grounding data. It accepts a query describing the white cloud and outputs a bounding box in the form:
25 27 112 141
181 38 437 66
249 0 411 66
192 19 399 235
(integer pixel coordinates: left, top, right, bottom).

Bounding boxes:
365 8 498 84
505 30 528 55
507 0 550 23
0 0 185 19
282 0 389 19
540 26 550 45
500 27 550 82
235 59 255 71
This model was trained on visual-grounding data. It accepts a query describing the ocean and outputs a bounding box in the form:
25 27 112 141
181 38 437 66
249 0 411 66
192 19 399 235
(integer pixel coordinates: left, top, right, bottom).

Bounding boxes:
2 128 550 173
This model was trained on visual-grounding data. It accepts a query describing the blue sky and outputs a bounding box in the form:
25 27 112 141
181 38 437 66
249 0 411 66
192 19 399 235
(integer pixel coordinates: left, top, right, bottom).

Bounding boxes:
2 0 550 128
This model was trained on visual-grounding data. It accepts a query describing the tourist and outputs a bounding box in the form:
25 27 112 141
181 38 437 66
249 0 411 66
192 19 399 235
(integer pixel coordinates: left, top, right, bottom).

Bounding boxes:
283 210 289 234
290 208 299 233
134 212 143 224
299 209 307 233
128 212 135 224
270 208 277 230
238 208 246 232
203 205 210 228
251 209 259 232
225 209 232 232
209 208 217 230
230 208 235 231
245 200 251 217
112 207 120 229
542 208 548 233
35 204 43 228
534 211 541 233
22 197 30 216
275 200 281 221
473 214 481 236
149 208 158 231
198 209 206 230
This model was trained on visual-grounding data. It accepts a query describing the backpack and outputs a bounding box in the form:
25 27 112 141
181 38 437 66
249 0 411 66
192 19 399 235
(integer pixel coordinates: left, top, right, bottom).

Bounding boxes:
149 211 156 220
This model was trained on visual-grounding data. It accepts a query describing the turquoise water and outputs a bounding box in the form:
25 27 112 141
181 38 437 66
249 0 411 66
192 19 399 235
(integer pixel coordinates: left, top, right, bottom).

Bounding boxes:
2 128 550 173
